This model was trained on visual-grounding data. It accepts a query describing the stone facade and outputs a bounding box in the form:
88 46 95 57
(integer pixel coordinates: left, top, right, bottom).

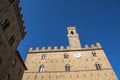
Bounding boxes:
0 0 27 80
22 27 118 80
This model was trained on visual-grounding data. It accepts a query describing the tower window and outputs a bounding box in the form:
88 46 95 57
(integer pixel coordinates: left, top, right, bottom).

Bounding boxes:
8 35 15 46
1 19 10 30
92 51 96 57
71 31 74 35
39 65 45 72
0 40 2 45
64 53 69 59
95 63 101 70
42 54 46 60
65 64 70 72
0 56 2 66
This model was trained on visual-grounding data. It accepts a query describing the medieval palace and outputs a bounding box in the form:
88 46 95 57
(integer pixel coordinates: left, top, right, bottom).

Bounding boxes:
22 27 118 80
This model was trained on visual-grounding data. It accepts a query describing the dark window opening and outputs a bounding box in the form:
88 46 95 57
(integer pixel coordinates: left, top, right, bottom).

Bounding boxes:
64 54 69 59
0 56 2 66
0 40 2 45
95 64 101 70
8 35 15 46
42 54 46 60
39 65 44 72
92 51 96 57
65 65 70 72
71 31 74 35
1 19 10 29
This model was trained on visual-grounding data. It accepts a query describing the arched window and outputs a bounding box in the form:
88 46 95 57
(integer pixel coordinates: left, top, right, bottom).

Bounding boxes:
42 54 46 60
95 63 101 70
39 65 45 72
64 53 69 59
92 51 96 57
65 64 70 72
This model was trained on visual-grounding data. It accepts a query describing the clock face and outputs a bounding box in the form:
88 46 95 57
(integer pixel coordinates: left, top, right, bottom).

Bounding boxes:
74 53 81 58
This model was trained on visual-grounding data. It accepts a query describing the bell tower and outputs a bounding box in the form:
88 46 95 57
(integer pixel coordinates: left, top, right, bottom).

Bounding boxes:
67 27 81 48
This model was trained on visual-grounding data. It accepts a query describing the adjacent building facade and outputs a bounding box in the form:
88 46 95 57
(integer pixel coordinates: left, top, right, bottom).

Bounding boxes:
22 27 118 80
0 0 27 80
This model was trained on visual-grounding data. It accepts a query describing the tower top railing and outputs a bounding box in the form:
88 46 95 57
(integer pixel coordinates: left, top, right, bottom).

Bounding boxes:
67 27 76 30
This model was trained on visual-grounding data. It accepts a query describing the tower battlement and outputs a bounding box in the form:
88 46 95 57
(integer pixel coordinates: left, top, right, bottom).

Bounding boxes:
29 42 102 52
67 27 76 30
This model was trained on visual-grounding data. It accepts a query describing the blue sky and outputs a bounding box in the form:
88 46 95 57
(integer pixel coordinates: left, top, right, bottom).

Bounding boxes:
18 0 120 79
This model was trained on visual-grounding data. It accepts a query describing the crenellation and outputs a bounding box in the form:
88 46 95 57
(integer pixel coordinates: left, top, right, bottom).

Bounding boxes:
29 47 33 52
42 47 45 51
29 43 102 52
36 47 39 51
96 42 102 48
60 46 64 50
54 46 58 50
48 46 52 50
85 45 89 48
91 44 95 48
67 46 70 49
